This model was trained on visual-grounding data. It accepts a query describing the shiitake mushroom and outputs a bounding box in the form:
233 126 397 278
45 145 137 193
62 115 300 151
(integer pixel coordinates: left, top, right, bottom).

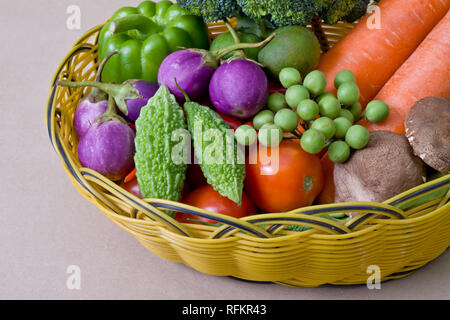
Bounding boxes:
405 97 450 174
334 131 426 205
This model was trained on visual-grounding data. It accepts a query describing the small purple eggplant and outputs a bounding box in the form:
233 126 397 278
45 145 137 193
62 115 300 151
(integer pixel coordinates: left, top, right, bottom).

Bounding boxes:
72 51 114 137
119 80 159 122
158 49 217 101
157 28 275 102
59 79 158 123
71 80 159 124
74 99 108 138
77 96 136 181
209 59 269 120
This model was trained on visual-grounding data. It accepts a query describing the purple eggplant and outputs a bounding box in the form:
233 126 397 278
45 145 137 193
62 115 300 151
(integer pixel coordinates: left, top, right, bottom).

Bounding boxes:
120 80 159 122
209 59 269 120
72 52 114 137
157 29 275 102
77 96 136 181
59 52 138 181
59 79 158 123
68 51 158 130
158 49 217 101
74 99 108 138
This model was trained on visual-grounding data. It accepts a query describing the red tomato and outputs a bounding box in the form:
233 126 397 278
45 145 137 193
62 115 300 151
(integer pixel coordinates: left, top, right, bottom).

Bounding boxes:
315 152 335 205
120 178 142 198
245 139 324 212
175 185 257 225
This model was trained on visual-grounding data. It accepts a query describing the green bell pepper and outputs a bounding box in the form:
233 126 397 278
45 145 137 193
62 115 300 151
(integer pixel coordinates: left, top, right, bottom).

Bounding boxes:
98 0 210 84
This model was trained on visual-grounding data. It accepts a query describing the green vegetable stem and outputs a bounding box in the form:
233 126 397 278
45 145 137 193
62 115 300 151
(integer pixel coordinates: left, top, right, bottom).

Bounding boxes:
57 80 142 118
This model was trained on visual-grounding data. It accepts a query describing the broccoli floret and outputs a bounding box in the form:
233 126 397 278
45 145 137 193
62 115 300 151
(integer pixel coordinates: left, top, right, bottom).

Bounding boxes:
177 0 239 22
237 1 345 27
236 0 313 27
180 0 373 27
319 0 357 24
266 1 317 27
235 0 269 21
343 0 370 22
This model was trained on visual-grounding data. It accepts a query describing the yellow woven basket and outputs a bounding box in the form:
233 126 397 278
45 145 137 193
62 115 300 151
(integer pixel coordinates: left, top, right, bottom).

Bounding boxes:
46 20 450 287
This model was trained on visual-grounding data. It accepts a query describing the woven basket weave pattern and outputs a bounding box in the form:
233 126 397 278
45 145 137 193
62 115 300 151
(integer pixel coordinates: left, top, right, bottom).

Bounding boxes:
46 21 450 287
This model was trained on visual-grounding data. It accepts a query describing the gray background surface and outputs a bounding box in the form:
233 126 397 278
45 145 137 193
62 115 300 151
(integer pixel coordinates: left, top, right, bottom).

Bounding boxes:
0 0 448 300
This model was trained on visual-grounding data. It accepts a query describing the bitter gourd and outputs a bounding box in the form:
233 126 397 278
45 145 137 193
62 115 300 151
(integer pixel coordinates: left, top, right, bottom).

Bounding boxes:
184 102 245 205
134 85 188 211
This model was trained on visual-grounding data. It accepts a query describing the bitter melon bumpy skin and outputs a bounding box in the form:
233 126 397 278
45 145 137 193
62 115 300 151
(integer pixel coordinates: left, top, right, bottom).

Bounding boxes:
134 85 188 205
184 102 245 205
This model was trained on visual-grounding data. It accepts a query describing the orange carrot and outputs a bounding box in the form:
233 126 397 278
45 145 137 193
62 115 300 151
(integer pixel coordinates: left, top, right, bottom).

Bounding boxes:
123 168 136 183
364 10 450 134
317 0 450 106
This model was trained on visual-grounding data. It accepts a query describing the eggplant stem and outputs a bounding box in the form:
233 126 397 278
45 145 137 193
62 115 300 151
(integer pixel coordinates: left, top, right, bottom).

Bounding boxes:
224 20 246 59
214 33 276 61
96 51 119 82
224 21 241 45
57 80 141 116
95 95 128 125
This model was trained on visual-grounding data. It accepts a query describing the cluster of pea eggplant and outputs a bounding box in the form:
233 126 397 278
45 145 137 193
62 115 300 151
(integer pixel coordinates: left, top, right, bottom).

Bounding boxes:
234 68 390 163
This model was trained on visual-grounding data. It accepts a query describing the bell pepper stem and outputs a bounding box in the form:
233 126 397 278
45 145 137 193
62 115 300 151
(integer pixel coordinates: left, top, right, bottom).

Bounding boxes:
109 14 156 39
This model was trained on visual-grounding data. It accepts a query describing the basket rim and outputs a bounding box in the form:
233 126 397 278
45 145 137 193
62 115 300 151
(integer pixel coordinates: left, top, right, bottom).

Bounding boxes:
46 22 450 242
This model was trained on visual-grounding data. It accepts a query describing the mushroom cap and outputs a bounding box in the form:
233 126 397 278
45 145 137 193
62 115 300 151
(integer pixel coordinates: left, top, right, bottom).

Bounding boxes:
334 131 426 204
405 97 450 173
